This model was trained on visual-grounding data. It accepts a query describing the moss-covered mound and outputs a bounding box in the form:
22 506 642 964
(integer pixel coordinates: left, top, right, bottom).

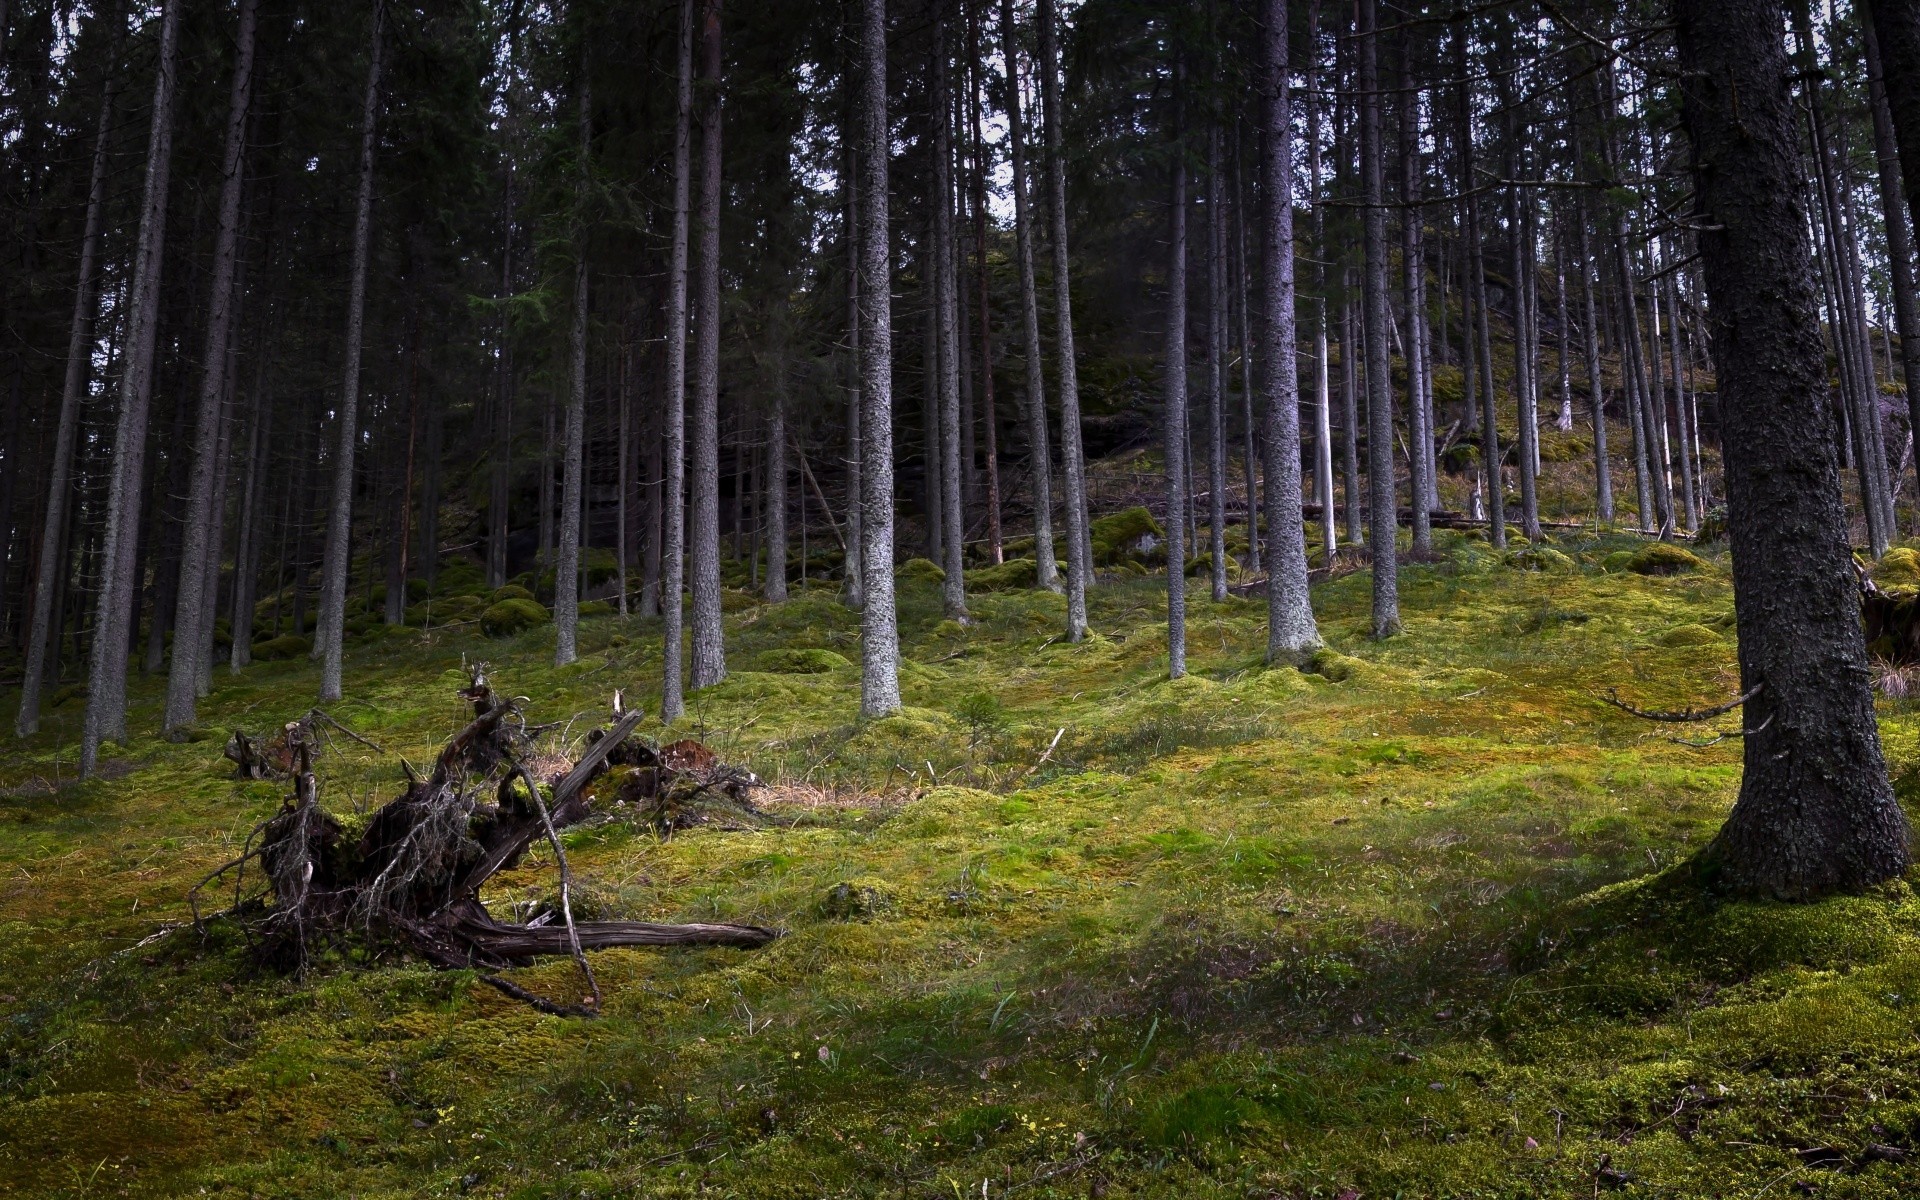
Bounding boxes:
1505 545 1575 572
250 633 312 661
1876 546 1920 588
1090 505 1163 566
1627 542 1706 575
966 557 1037 592
755 647 853 674
898 556 947 584
491 583 536 604
479 597 550 637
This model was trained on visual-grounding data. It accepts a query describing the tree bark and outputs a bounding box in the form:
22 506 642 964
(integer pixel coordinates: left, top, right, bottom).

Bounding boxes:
1398 51 1432 557
166 0 258 733
81 0 181 776
1037 0 1088 639
933 0 968 621
999 0 1056 593
1577 202 1613 523
1358 0 1398 637
1205 107 1229 603
661 0 693 720
17 23 118 737
843 136 865 609
1863 9 1920 496
1165 66 1189 681
556 60 591 667
856 0 900 717
968 13 1003 567
766 377 789 602
688 0 725 689
1260 0 1319 665
1674 0 1910 898
315 0 386 705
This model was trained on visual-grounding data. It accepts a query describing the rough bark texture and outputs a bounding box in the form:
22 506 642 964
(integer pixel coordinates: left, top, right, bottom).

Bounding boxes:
856 0 899 717
1865 3 1920 487
166 0 257 733
1577 209 1613 523
842 140 864 611
766 385 788 602
1205 117 1228 604
556 65 591 668
1037 0 1088 640
1260 0 1319 665
661 0 693 721
82 0 181 776
689 0 725 690
18 37 117 737
933 1 967 622
999 0 1056 594
315 0 385 706
1399 54 1433 557
1675 0 1910 898
1165 76 1189 682
1359 0 1399 638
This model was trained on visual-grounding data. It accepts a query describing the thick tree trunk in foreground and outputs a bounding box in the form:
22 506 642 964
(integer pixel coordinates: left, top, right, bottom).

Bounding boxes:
1038 0 1089 640
166 0 258 734
18 33 118 738
1260 0 1318 665
856 0 899 717
82 0 181 776
1359 0 1399 638
661 0 694 721
1165 72 1189 681
1675 0 1910 898
689 0 725 689
999 0 1056 594
315 0 386 705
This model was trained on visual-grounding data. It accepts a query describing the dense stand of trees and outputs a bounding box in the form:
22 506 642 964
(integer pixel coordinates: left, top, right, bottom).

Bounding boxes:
2 0 1919 896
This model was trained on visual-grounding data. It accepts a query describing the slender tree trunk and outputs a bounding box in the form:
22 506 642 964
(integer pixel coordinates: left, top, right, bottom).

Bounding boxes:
661 0 693 719
856 0 900 717
1305 0 1335 559
687 0 725 687
1261 0 1319 664
1358 0 1398 636
968 17 1003 568
1341 297 1363 543
767 377 789 601
616 307 631 613
1498 50 1541 543
1399 52 1432 556
165 0 257 732
1165 66 1189 681
230 351 272 672
1864 12 1920 499
1675 0 1909 898
1554 220 1574 433
933 0 968 621
999 0 1056 593
1038 0 1088 637
1665 270 1698 533
17 31 118 737
1578 207 1613 523
1232 131 1260 577
81 0 181 776
843 135 865 609
314 0 385 705
556 63 591 667
1205 112 1228 602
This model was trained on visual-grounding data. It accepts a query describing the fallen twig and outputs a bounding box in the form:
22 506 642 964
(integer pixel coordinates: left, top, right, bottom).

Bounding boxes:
1601 683 1761 723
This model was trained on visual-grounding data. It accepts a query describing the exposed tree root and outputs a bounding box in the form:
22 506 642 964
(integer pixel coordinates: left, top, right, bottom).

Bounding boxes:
194 668 779 1014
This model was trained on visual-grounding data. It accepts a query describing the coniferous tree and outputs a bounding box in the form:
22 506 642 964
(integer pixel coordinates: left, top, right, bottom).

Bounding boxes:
857 0 899 717
1359 0 1398 637
689 0 726 689
662 0 694 722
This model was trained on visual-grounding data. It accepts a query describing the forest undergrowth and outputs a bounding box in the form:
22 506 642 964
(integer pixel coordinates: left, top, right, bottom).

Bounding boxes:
6 522 1920 1199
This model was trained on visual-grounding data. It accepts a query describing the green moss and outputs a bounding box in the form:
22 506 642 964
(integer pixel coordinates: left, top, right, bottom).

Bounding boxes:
1878 546 1920 587
491 583 536 603
966 557 1037 592
755 647 853 674
1659 622 1722 647
818 877 896 920
252 633 312 661
1602 549 1638 573
1089 505 1164 565
479 597 550 637
898 556 947 583
577 599 613 618
1628 542 1707 575
1504 545 1575 572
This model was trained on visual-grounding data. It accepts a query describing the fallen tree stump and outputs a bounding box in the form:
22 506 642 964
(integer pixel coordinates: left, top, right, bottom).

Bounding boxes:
195 670 778 1013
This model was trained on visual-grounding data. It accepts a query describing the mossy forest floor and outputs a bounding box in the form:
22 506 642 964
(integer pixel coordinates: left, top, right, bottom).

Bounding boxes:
7 527 1920 1198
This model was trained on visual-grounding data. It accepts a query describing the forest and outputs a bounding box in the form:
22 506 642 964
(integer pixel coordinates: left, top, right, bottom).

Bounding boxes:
4 0 1920 1194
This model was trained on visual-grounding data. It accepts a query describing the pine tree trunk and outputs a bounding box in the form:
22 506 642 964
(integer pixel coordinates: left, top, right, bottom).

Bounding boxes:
661 0 694 720
1305 0 1336 559
1398 53 1432 556
1358 0 1398 637
81 0 181 776
1165 66 1189 681
315 0 385 705
487 180 514 591
843 137 865 609
556 64 590 667
1554 222 1574 433
999 0 1056 594
1037 0 1088 638
932 0 968 621
163 0 258 732
229 355 272 672
1665 271 1698 533
1205 113 1228 603
1863 10 1920 491
967 17 1003 568
1498 46 1541 544
17 31 118 737
1577 205 1613 523
1260 0 1319 664
766 379 789 602
1232 134 1260 578
1675 0 1909 898
856 0 900 717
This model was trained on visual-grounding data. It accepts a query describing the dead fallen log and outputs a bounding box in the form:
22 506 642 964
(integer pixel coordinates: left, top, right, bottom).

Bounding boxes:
194 670 778 1013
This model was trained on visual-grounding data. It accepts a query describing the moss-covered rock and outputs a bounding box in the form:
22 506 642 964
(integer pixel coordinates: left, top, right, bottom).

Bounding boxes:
756 647 853 674
577 599 613 618
1877 546 1920 587
966 557 1037 592
491 584 536 604
1602 549 1638 573
480 597 550 637
1090 506 1164 566
1505 545 1575 573
898 557 947 584
1628 543 1706 575
818 878 897 920
252 634 312 661
1659 623 1723 647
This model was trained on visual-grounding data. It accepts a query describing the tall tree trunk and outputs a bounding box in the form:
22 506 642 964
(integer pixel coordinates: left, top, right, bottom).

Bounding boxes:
688 0 727 692
968 13 1003 567
1038 0 1088 638
229 347 272 672
856 0 900 717
1358 0 1398 637
1553 220 1574 433
165 0 257 733
999 0 1056 593
1261 0 1319 664
933 0 968 621
1341 298 1363 544
1577 204 1613 523
1498 43 1541 543
1165 66 1189 681
17 27 118 737
1675 0 1909 898
843 137 865 609
617 306 631 613
1665 270 1698 533
1305 0 1335 559
1863 11 1920 494
1398 51 1432 556
556 61 591 667
1232 130 1260 577
767 375 789 601
661 0 693 720
1205 110 1228 602
81 0 181 776
315 0 385 705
